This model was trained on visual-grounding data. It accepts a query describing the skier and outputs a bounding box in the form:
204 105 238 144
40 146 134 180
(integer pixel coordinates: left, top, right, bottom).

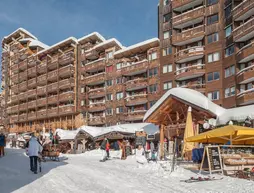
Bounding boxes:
100 138 107 162
0 133 6 157
106 140 110 159
26 133 43 174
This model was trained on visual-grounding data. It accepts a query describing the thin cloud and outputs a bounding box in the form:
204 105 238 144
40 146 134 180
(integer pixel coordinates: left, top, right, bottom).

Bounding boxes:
0 13 20 24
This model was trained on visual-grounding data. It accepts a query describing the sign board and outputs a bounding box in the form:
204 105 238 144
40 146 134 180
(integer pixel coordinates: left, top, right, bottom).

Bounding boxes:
147 134 155 140
135 131 147 146
125 145 132 157
200 146 223 175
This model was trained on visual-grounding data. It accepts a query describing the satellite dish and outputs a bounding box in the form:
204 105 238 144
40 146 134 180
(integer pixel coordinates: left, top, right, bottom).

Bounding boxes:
203 122 210 129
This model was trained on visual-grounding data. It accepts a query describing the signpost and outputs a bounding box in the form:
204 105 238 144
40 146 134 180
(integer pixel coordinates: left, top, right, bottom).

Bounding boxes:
200 146 223 175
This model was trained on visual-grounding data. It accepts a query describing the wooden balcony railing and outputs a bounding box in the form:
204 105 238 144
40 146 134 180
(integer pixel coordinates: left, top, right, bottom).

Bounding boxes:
175 64 205 81
11 105 19 113
27 112 36 120
88 117 106 125
48 95 58 104
85 72 105 85
28 57 37 67
6 107 12 115
125 110 147 121
237 64 254 84
27 100 36 109
19 114 27 122
236 88 254 105
37 62 47 74
37 98 47 107
84 58 105 72
37 109 47 118
19 82 27 92
19 103 27 111
125 78 148 91
163 3 171 14
47 82 58 93
233 0 254 21
19 60 27 70
27 78 36 88
10 115 18 123
85 49 99 60
125 94 148 106
27 66 37 77
59 65 74 76
121 60 148 75
175 46 204 63
48 108 58 117
48 55 58 65
11 74 19 83
19 71 27 82
88 103 106 112
172 0 193 9
27 89 37 99
37 74 47 85
11 95 18 103
11 64 19 74
59 105 75 115
59 51 74 65
181 83 206 93
48 70 58 80
59 78 75 89
88 88 105 99
173 6 204 27
234 17 254 42
37 86 47 96
11 85 19 94
59 92 74 102
236 42 254 63
172 25 205 45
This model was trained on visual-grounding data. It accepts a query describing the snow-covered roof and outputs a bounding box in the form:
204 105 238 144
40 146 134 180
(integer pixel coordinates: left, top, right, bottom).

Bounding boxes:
114 38 159 58
55 129 80 140
143 87 254 126
3 28 38 41
36 37 78 55
78 32 106 43
93 38 124 50
19 38 49 49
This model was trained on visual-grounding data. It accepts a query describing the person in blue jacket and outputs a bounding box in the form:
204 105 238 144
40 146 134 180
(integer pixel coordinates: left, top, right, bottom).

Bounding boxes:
0 133 6 157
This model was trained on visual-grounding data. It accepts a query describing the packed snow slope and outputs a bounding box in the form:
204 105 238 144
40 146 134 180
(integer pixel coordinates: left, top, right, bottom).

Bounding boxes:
0 148 253 193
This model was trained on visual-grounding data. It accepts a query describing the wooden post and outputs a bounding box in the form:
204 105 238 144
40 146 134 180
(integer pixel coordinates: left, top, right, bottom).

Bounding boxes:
160 124 164 160
72 115 74 130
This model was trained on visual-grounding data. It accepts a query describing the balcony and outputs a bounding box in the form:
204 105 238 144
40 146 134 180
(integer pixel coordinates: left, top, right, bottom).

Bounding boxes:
236 42 254 63
236 88 254 106
125 94 148 106
27 66 37 77
28 57 37 67
37 86 47 96
88 102 106 112
237 64 254 84
27 112 36 120
37 109 47 119
11 105 19 113
85 72 105 86
37 98 47 107
59 78 75 89
37 61 47 74
10 115 18 123
85 49 99 60
59 65 74 78
59 92 74 102
88 117 106 126
59 51 74 65
19 114 27 122
233 18 254 42
19 71 27 82
11 95 18 103
163 3 171 15
125 78 148 91
19 103 27 111
48 108 58 117
121 60 148 76
59 105 75 115
175 64 205 81
27 100 36 109
37 74 47 86
125 110 147 121
84 58 105 72
172 25 205 46
48 56 58 70
19 60 27 71
27 89 36 99
48 70 58 81
180 83 206 93
88 88 105 99
6 107 11 115
11 64 19 74
19 82 27 92
233 0 254 21
172 0 203 12
48 95 58 104
47 82 58 93
175 46 204 63
11 74 19 84
27 78 36 88
172 6 204 29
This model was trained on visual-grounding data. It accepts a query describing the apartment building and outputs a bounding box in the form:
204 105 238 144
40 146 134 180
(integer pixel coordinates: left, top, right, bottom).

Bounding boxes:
2 28 160 133
158 0 254 108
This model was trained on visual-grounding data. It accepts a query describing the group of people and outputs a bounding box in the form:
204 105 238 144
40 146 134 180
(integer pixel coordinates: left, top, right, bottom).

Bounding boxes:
0 133 6 157
100 138 110 161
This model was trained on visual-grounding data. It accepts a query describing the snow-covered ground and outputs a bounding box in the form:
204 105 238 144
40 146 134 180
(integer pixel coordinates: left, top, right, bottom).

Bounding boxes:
0 148 253 193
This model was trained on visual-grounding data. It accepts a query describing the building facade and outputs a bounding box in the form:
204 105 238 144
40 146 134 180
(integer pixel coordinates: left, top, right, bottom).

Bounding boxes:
158 0 254 108
2 29 160 133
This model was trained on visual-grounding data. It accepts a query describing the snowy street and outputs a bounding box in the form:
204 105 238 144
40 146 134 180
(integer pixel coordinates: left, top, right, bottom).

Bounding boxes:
1 148 254 193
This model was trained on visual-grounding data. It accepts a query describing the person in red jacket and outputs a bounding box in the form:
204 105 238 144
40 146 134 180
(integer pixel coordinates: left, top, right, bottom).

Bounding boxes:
106 140 110 159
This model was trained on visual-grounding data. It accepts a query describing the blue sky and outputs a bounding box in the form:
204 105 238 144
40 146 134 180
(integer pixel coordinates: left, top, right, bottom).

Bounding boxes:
0 0 158 47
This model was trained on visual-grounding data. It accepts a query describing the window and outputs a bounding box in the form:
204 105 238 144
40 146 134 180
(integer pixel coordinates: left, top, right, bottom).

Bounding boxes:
163 64 172 73
81 87 85 93
207 14 218 25
163 13 171 23
240 64 245 70
163 31 170 39
163 81 172 90
225 45 234 57
116 92 123 100
81 61 85 67
106 79 113 86
148 52 157 61
81 100 85 106
225 4 232 18
208 91 219 101
247 83 253 90
116 77 122 84
116 106 124 114
225 25 232 37
207 0 218 6
149 84 157 93
81 49 85 54
106 94 113 101
106 108 113 115
163 0 169 5
162 47 172 56
149 68 158 77
116 63 122 70
106 65 113 73
208 52 220 63
224 65 235 78
150 101 157 107
207 32 219 44
81 74 84 80
106 51 113 60
207 72 220 82
225 86 235 98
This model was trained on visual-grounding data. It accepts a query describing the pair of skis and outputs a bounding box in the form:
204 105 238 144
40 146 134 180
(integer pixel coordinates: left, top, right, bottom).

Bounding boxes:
181 176 223 183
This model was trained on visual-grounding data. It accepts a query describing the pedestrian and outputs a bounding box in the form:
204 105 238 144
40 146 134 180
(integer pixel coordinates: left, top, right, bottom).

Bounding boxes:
0 133 6 157
100 138 107 162
106 139 110 159
26 133 43 174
